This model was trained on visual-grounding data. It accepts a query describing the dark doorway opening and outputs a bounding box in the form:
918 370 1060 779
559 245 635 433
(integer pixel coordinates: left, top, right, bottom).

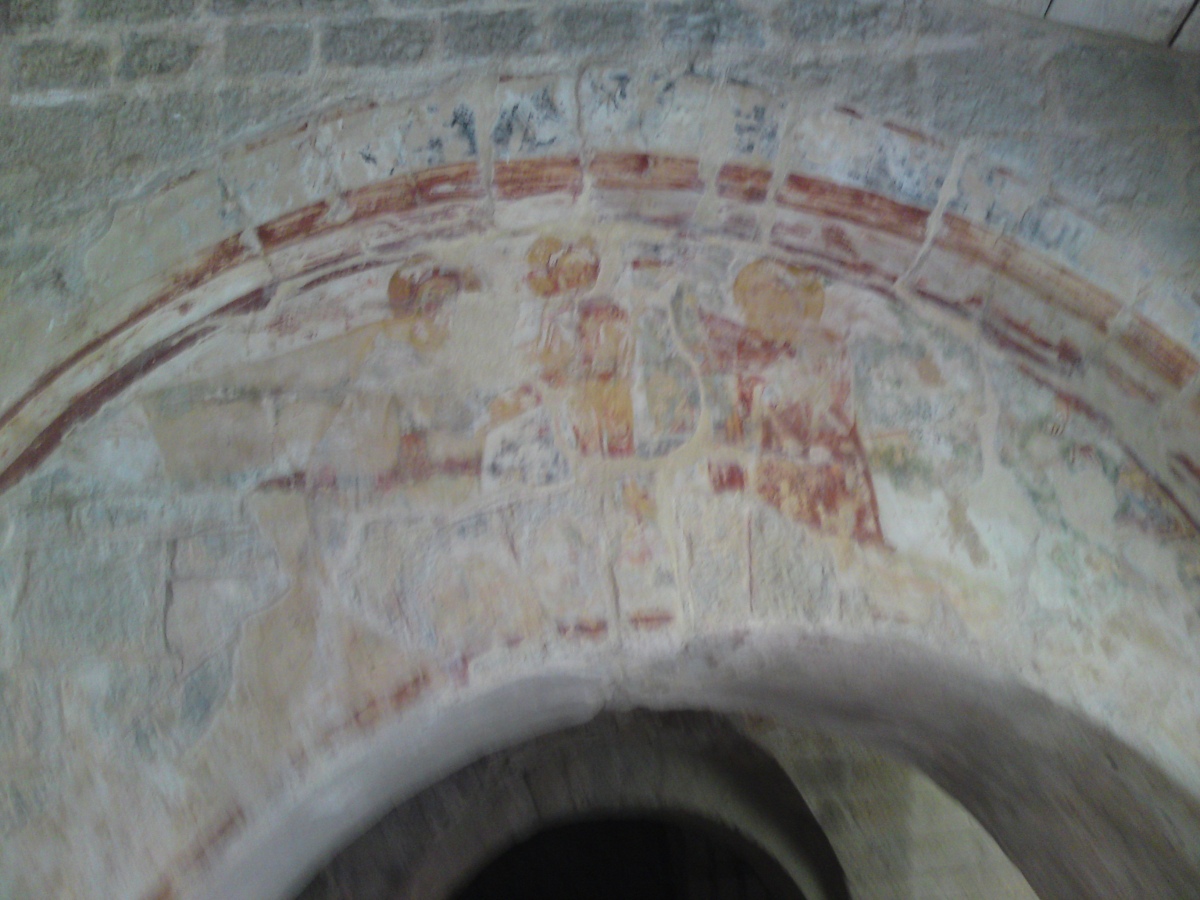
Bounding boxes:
449 816 810 900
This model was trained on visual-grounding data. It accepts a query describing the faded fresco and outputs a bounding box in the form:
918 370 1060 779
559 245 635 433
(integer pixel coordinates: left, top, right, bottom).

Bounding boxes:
6 223 1198 751
2 224 1199 898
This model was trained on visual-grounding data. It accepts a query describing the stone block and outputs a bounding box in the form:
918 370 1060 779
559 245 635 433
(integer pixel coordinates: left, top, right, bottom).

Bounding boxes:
118 34 203 81
322 18 435 68
145 393 277 483
482 408 570 491
1176 6 1200 51
218 85 311 137
1043 130 1182 208
0 102 98 184
214 0 367 12
771 0 903 43
786 110 952 210
444 10 538 58
553 3 645 50
100 91 215 169
654 0 762 49
677 488 750 623
226 23 312 76
17 540 162 655
0 0 57 33
16 40 110 91
908 0 1050 39
1048 0 1194 44
919 48 1047 136
492 78 579 161
78 0 195 21
1049 45 1195 131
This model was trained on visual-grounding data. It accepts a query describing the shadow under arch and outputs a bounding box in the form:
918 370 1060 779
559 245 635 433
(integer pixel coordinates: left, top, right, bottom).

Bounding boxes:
300 708 851 900
199 632 1200 900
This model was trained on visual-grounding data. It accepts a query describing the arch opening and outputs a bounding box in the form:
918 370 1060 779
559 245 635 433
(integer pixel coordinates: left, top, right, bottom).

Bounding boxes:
448 816 809 900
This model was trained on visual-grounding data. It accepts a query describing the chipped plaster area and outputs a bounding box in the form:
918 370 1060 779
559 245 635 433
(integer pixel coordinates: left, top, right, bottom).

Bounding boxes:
1 212 1199 897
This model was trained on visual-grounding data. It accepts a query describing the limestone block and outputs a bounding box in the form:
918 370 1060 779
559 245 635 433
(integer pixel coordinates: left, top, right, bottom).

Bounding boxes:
308 393 402 483
118 34 203 81
918 47 1049 136
607 475 683 633
1177 7 1200 50
16 40 109 91
144 392 277 484
771 0 905 43
84 168 245 309
422 517 543 655
166 578 277 672
1048 44 1196 130
17 539 163 656
322 18 435 69
346 518 429 639
78 0 193 22
724 84 785 163
482 407 570 491
633 309 701 457
314 105 413 195
1133 280 1200 362
945 152 1144 300
220 123 337 230
784 110 952 210
444 10 539 58
655 0 763 50
492 77 579 162
1048 0 1195 43
852 332 986 497
225 24 312 77
552 3 646 50
677 485 750 624
520 492 615 633
101 90 217 169
56 401 166 488
1 0 57 31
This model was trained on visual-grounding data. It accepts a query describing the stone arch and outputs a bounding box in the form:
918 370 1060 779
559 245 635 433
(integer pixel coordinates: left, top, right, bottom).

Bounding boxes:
301 710 851 900
1 41 1199 900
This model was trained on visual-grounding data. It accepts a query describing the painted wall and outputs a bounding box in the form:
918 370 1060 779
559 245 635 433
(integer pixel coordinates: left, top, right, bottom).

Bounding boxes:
1 3 1199 899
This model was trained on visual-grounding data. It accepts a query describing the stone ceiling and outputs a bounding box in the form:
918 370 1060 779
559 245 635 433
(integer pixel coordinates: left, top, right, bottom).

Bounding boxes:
986 0 1200 50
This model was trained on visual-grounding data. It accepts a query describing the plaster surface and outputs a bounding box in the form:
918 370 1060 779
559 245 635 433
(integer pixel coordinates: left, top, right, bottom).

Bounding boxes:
1 4 1199 899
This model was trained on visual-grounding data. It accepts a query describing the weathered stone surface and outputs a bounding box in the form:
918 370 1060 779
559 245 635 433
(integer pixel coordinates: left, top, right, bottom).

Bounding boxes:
772 0 904 43
214 0 366 12
1049 45 1197 130
118 34 203 81
483 407 570 490
225 23 312 76
655 0 762 49
920 48 1048 135
492 79 579 161
553 3 646 49
322 18 435 68
17 539 162 656
101 91 215 169
78 0 194 22
444 10 538 58
0 0 56 33
16 40 110 90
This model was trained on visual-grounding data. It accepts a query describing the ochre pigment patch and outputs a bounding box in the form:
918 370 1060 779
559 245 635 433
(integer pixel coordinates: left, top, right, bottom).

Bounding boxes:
570 379 635 457
525 235 600 297
733 257 825 345
753 455 883 545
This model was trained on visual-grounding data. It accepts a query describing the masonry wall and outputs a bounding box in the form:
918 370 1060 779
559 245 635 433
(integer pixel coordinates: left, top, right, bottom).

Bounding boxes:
1 3 1199 900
